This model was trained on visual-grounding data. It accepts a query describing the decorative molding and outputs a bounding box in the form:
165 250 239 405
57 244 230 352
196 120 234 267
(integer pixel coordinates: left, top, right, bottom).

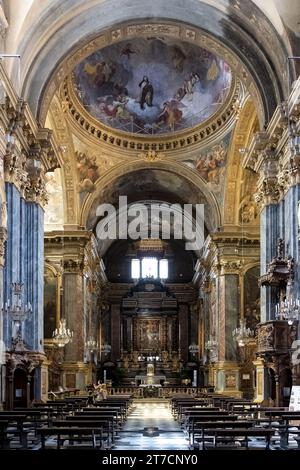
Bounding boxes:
245 77 300 209
63 75 240 153
39 21 264 127
61 259 84 273
138 150 164 162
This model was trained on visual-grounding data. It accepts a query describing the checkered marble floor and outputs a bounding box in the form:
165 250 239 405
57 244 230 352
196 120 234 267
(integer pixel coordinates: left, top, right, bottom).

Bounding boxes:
113 401 189 450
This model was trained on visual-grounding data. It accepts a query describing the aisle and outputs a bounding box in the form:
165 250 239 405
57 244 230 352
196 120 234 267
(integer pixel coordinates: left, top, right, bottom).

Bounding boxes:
114 400 189 450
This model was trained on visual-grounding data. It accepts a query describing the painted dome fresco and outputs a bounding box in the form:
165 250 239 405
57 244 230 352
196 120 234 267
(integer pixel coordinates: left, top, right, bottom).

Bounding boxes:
72 37 232 136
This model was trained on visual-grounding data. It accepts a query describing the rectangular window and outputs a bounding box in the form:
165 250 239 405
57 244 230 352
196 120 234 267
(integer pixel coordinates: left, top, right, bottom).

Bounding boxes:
131 259 140 279
142 257 158 279
159 259 168 279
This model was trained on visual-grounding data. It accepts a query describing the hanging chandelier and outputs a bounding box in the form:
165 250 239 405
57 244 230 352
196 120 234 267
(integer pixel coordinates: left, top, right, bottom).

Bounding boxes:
2 282 32 326
275 280 300 325
232 318 255 347
86 336 98 352
205 338 218 351
52 319 73 348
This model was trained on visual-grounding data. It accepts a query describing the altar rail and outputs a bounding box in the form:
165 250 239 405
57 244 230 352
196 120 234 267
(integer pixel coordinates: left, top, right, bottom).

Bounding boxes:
107 386 213 398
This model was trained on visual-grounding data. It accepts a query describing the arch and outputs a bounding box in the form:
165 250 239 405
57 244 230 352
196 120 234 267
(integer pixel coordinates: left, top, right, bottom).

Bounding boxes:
223 96 258 227
80 159 221 232
8 0 289 124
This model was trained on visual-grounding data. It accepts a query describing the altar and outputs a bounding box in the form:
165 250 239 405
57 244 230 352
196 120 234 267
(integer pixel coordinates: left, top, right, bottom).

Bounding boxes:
135 363 166 386
139 384 162 398
135 375 166 386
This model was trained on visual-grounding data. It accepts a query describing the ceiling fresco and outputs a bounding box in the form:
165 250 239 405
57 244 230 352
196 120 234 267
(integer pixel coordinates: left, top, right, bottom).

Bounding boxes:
44 168 64 231
72 37 232 136
182 131 232 205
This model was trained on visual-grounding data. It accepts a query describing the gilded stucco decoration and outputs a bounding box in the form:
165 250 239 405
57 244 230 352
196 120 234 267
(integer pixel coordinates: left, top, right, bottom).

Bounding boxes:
223 97 259 226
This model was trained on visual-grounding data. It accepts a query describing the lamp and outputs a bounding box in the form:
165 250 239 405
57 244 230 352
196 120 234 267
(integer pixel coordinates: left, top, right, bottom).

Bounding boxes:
101 344 111 355
275 281 300 325
232 318 255 347
205 338 218 362
52 318 73 348
2 282 32 348
188 343 199 356
86 336 97 353
205 338 218 351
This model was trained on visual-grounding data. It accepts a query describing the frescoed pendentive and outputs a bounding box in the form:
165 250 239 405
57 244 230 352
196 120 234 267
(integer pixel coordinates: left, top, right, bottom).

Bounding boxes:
182 131 232 205
73 38 231 135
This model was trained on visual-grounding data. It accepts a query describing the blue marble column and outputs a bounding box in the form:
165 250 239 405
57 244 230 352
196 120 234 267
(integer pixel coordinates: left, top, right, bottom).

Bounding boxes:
23 201 44 352
3 182 44 404
283 185 300 290
260 204 279 321
3 183 21 348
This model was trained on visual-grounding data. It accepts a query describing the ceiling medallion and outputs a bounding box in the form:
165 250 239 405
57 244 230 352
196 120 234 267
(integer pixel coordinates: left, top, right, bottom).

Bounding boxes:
138 150 164 161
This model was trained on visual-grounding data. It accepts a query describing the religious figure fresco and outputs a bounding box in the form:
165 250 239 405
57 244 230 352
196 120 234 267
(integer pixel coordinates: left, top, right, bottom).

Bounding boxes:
44 169 64 230
182 132 232 207
76 151 100 193
73 38 231 135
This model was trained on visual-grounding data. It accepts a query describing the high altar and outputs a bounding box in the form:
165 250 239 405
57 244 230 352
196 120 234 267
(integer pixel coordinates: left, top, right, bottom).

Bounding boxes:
119 279 183 382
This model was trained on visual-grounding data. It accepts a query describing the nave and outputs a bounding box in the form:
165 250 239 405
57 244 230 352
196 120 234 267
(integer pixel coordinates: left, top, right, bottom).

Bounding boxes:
1 393 300 451
114 401 188 451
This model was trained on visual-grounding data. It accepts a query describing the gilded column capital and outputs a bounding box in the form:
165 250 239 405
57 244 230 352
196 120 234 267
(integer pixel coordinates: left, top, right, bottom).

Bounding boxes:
0 226 7 267
219 259 242 275
4 148 30 196
61 258 85 274
289 140 300 186
25 168 48 207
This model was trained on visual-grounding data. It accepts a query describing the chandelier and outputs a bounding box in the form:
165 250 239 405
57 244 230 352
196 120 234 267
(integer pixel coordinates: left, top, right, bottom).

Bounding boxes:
205 338 218 351
52 319 73 348
232 318 255 347
275 281 300 325
2 282 32 327
188 343 199 355
86 336 98 352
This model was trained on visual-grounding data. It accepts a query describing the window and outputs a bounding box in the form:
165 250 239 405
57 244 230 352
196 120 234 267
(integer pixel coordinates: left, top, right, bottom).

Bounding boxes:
159 259 168 279
142 257 158 278
131 259 140 279
131 258 168 280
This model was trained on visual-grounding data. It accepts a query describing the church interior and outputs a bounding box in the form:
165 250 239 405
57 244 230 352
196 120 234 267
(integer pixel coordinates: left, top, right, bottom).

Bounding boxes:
0 0 300 453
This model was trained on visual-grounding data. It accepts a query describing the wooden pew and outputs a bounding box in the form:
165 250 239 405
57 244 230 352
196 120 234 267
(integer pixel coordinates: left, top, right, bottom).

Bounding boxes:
202 427 276 450
37 427 102 449
190 420 254 448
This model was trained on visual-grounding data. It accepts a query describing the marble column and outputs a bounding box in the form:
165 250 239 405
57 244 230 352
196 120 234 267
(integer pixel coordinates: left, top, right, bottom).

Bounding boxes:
214 266 241 396
178 304 188 362
218 273 239 362
111 304 121 361
0 226 7 408
62 259 85 362
260 203 279 321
